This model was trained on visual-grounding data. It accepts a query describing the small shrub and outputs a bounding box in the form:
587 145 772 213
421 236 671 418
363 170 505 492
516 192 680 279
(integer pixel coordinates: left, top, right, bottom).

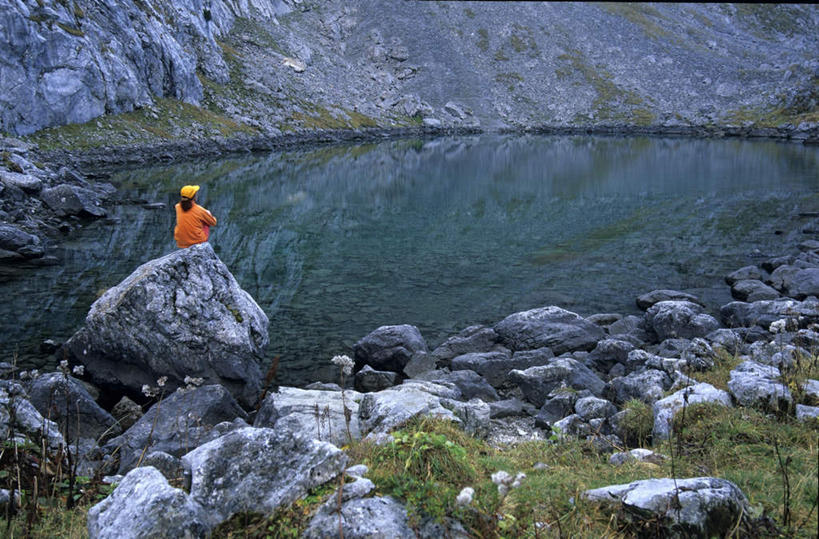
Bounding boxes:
619 399 654 447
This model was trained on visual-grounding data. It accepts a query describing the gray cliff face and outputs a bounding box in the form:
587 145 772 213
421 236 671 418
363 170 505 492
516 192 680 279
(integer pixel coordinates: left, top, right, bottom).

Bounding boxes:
1 1 817 138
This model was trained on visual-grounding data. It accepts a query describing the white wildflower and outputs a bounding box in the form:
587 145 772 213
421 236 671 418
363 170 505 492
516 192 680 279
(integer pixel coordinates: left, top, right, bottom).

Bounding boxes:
72 365 85 376
491 470 512 486
455 487 474 507
184 376 204 388
511 472 526 489
331 354 354 376
156 376 168 387
141 384 151 397
30 369 39 378
769 319 787 334
18 370 29 380
59 359 69 370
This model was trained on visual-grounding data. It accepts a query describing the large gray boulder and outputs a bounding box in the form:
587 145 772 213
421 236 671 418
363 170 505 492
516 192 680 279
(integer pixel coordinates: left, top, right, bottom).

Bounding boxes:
105 385 248 474
87 467 210 539
354 365 399 393
583 477 751 537
451 348 553 387
493 306 604 354
730 279 780 302
430 325 502 368
357 381 461 438
181 427 347 526
27 372 120 442
353 324 427 373
645 301 720 341
0 223 44 259
653 383 732 440
721 297 819 329
413 369 499 402
66 243 269 408
636 289 703 310
727 361 792 413
607 369 672 405
254 386 363 447
784 268 819 299
0 381 64 449
40 184 106 217
508 358 605 406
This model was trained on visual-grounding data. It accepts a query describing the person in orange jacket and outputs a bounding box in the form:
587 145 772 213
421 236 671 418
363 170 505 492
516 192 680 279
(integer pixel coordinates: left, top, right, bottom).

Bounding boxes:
174 185 217 248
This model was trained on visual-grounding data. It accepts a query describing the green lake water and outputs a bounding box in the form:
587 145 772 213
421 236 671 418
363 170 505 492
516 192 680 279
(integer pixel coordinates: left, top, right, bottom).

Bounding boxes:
2 135 818 385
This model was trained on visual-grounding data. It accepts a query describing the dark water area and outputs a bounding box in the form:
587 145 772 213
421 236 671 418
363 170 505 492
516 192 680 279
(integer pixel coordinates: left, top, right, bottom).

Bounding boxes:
2 135 817 386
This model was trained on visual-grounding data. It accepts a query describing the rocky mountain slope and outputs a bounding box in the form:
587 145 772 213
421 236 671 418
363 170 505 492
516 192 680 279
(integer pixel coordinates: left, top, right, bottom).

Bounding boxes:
1 1 817 149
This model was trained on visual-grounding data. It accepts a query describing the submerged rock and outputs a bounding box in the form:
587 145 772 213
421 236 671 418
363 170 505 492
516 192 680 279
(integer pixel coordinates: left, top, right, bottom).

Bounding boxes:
66 243 268 408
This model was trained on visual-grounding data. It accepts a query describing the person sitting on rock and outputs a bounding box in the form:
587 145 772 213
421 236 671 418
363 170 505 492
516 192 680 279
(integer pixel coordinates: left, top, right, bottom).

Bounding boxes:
174 185 217 248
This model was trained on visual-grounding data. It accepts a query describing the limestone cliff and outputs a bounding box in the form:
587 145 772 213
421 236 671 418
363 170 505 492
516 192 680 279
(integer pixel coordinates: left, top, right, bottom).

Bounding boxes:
1 1 817 141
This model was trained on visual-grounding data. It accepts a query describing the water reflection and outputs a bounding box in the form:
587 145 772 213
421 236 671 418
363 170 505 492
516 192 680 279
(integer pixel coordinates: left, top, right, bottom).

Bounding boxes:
2 135 817 385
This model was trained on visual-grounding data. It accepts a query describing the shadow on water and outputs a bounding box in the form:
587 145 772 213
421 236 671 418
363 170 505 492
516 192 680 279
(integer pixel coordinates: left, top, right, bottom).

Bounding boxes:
2 134 817 386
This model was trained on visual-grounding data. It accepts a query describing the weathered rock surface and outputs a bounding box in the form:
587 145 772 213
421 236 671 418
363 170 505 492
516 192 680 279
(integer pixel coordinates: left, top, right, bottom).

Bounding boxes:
354 365 399 393
636 289 703 310
414 369 499 402
645 301 720 341
26 372 120 442
105 385 248 474
653 383 732 440
353 324 427 373
0 223 44 259
181 427 347 526
430 325 502 368
727 361 792 412
66 243 268 408
494 306 604 354
583 477 751 537
607 369 672 405
509 358 605 406
304 495 416 539
0 380 64 449
87 466 210 539
254 386 363 447
721 297 819 329
451 348 554 387
40 184 106 218
358 381 461 438
730 279 780 302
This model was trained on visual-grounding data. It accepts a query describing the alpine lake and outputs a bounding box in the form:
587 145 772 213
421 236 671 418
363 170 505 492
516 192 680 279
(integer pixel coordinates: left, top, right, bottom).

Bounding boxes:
3 134 818 386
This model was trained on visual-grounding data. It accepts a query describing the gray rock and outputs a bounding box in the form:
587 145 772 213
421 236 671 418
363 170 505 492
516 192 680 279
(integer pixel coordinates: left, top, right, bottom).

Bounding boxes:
304 496 415 539
721 298 819 329
354 364 398 393
494 306 604 354
653 383 732 440
353 324 427 373
725 265 767 286
785 268 819 299
254 386 362 447
727 361 791 413
182 427 347 526
583 477 751 537
41 184 106 217
802 379 819 405
87 467 210 539
574 396 617 420
140 451 184 482
489 398 525 419
607 369 672 405
429 325 501 368
402 351 436 378
0 170 41 193
798 240 819 253
67 243 268 408
705 329 747 356
111 396 142 431
795 404 819 422
508 358 605 406
731 279 781 302
358 382 461 438
552 413 591 438
609 448 667 467
636 289 703 310
0 381 64 449
105 385 248 474
452 347 553 387
585 338 635 374
534 389 588 428
27 372 120 442
586 313 623 327
645 301 720 341
607 315 645 336
414 369 498 402
0 223 43 259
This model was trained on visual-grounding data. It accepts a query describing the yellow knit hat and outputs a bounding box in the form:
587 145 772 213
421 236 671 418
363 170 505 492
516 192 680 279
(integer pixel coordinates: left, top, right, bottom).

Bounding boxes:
180 185 200 199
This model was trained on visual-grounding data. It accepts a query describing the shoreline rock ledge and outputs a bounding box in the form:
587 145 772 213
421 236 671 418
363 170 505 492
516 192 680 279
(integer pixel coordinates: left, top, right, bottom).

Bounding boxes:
65 243 268 408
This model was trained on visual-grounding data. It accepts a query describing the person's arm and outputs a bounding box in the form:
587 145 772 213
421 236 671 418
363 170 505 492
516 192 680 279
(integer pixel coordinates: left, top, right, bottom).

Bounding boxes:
200 207 217 226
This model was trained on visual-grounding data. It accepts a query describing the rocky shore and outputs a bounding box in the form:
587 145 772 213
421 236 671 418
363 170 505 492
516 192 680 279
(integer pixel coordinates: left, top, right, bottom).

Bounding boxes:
1 225 818 536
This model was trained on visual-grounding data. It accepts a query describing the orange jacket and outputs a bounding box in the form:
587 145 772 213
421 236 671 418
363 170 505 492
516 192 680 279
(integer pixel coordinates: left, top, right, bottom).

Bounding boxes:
174 202 217 248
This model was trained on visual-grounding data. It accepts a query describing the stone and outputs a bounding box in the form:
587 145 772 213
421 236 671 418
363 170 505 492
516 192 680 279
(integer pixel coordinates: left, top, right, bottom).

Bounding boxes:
0 170 41 193
607 315 645 336
489 398 525 419
727 361 791 412
0 223 44 259
607 369 672 405
104 385 248 474
552 413 591 438
353 324 427 373
414 369 499 402
429 325 501 368
585 338 635 374
785 268 819 299
304 496 415 539
653 383 732 440
705 329 747 355
795 404 819 422
725 265 766 286
140 451 184 482
509 358 605 406
574 396 617 420
254 386 363 447
645 301 720 341
636 289 703 310
452 347 553 387
402 351 436 378
111 396 142 431
494 306 604 354
583 477 751 537
534 389 588 428
801 379 819 405
0 381 64 450
41 184 106 217
586 313 623 327
721 298 819 329
182 427 347 525
731 279 780 302
354 364 398 393
26 372 120 442
66 243 268 408
609 448 667 467
87 467 210 539
358 382 461 438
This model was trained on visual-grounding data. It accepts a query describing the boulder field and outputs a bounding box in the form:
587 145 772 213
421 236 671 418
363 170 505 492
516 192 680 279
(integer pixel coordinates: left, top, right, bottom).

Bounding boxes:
1 229 818 536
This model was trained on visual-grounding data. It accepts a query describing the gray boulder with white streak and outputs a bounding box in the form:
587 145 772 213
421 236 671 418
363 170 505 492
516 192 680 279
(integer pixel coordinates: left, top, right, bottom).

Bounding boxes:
66 243 269 408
